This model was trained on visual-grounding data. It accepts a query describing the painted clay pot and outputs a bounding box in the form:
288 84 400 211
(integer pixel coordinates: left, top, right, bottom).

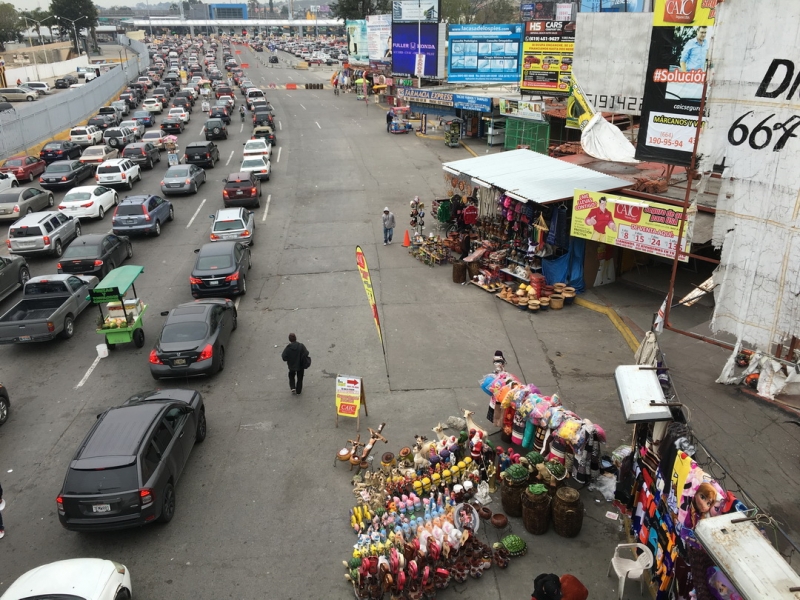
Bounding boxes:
469 557 484 578
494 547 511 569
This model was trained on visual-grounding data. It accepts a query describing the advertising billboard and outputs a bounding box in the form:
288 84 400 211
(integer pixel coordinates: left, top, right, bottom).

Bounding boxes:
391 23 444 78
499 98 544 121
396 88 492 112
345 19 369 64
570 189 689 261
367 14 392 62
635 0 716 165
392 0 439 22
520 19 575 97
448 24 522 84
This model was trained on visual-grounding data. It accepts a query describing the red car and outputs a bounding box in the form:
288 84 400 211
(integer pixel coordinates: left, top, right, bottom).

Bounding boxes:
0 155 47 182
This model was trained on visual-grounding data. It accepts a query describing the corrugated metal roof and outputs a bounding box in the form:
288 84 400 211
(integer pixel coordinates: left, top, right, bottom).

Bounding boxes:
442 149 631 205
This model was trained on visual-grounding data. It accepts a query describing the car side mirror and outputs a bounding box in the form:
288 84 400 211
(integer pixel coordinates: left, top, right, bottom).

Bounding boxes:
222 178 227 183
160 310 169 316
193 248 200 253
209 214 215 219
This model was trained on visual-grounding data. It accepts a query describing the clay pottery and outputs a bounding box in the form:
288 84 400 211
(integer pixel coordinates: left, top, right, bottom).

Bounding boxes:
493 548 511 569
553 283 566 293
478 506 492 520
550 294 564 310
539 297 550 311
563 287 576 304
469 557 484 579
491 513 509 529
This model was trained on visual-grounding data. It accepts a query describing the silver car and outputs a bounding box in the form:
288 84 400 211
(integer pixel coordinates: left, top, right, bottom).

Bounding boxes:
209 207 255 246
0 187 54 221
160 163 206 195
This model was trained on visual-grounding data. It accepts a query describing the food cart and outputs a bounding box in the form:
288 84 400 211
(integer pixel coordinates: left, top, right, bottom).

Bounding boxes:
164 135 181 166
90 265 147 349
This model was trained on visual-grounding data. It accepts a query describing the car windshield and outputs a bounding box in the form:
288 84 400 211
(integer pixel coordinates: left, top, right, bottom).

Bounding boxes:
44 143 63 150
0 193 19 203
3 159 24 166
64 192 93 201
165 167 189 177
241 159 265 169
82 148 104 157
161 321 209 343
197 254 233 270
63 465 138 494
115 204 143 216
244 142 266 151
47 164 73 173
62 244 100 259
71 130 87 136
133 112 150 118
214 219 245 232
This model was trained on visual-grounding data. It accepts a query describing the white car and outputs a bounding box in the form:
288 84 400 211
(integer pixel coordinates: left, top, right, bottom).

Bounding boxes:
119 120 143 139
239 155 271 181
95 158 141 190
142 130 166 150
218 94 235 108
168 107 191 123
181 86 199 99
25 81 50 94
142 98 163 114
0 172 19 192
70 125 104 146
242 139 271 159
58 185 119 220
0 558 132 600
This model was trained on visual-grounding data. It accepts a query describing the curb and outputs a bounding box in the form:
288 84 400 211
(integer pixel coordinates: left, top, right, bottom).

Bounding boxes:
574 297 640 353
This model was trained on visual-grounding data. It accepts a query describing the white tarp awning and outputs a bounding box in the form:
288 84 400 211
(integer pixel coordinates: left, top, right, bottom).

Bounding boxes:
442 149 630 204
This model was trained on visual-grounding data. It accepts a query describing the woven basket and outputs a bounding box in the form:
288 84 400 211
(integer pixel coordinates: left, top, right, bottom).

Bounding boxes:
552 487 583 538
522 488 551 535
500 478 526 517
453 261 467 284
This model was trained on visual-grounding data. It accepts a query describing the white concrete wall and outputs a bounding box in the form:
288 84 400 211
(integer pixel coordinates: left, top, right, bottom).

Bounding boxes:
6 54 90 84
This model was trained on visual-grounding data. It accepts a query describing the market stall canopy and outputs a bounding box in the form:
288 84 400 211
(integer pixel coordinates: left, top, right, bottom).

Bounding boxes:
614 365 672 423
90 265 144 303
695 512 800 600
442 149 630 205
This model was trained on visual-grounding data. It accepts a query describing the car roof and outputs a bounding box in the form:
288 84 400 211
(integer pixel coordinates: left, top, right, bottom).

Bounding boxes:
77 402 164 461
65 233 106 245
2 558 118 600
119 194 154 205
215 207 243 220
100 158 127 165
226 171 252 181
198 241 237 256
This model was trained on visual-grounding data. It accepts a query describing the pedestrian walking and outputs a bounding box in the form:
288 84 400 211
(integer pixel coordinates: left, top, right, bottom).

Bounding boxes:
0 480 5 539
281 333 310 395
386 110 394 132
382 207 396 245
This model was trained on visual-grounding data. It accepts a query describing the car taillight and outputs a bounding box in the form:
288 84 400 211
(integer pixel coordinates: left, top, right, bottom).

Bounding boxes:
206 153 210 158
183 154 188 160
251 187 257 194
43 236 51 246
12 205 19 213
61 176 67 181
95 174 99 181
56 495 65 513
198 344 213 361
81 201 94 208
39 177 44 182
121 172 127 179
222 189 229 197
47 321 55 332
148 350 163 365
241 230 250 237
5 240 9 248
210 233 219 240
160 180 165 186
57 150 64 154
189 276 202 284
140 488 154 506
224 271 240 282
142 206 151 221
94 260 104 266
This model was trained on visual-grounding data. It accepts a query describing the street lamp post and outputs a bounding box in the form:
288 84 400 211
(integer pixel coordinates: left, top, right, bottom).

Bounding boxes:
21 16 54 82
58 16 88 56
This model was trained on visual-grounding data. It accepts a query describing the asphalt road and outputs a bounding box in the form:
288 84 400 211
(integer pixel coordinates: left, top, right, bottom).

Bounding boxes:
0 44 638 599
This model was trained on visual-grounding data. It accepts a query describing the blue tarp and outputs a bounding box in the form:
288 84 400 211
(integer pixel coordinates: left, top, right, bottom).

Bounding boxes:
541 237 586 293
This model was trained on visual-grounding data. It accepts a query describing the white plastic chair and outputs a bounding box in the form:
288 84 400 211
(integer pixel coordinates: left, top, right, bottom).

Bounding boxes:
607 542 653 600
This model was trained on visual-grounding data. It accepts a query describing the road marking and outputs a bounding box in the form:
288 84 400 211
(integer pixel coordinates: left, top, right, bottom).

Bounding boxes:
286 93 292 98
262 194 271 221
186 198 206 229
288 74 294 81
226 150 234 166
276 146 281 163
240 122 244 133
75 356 101 389
315 121 321 129
198 126 205 136
300 104 306 110
278 121 282 130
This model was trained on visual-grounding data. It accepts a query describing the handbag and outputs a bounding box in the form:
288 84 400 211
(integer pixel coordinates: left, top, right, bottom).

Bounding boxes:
302 352 311 369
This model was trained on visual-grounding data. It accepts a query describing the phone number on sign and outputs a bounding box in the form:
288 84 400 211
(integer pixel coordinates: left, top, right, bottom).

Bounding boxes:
647 137 695 149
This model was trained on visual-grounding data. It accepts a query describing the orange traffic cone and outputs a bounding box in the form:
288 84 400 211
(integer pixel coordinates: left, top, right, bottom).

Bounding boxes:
402 230 411 247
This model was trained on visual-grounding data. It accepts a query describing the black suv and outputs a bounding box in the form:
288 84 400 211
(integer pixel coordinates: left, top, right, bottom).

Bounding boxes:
0 383 9 426
209 106 231 124
184 141 220 168
56 389 206 531
55 75 79 88
122 142 161 169
205 118 228 140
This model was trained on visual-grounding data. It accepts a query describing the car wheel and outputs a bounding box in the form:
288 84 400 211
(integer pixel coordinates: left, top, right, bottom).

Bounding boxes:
27 172 34 182
190 182 197 194
127 179 133 190
0 96 6 102
114 193 119 205
154 220 162 236
168 206 174 221
195 409 207 442
203 173 207 185
217 346 225 373
60 314 75 339
232 307 238 331
11 180 18 188
25 207 33 215
240 273 247 294
106 261 116 277
0 394 9 426
147 159 153 169
47 193 54 207
157 482 176 523
74 223 81 237
133 327 145 348
126 243 133 258
53 239 63 257
27 96 34 102
18 266 30 286
98 205 105 219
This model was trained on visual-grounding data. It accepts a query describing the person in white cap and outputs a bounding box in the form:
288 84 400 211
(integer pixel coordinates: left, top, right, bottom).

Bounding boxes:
382 207 396 245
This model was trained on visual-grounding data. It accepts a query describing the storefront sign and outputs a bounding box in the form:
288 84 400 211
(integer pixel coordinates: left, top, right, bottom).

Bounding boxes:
391 23 445 78
335 375 363 418
499 98 544 121
355 246 383 346
397 88 493 112
367 14 392 61
346 19 369 64
392 0 439 22
635 0 716 165
447 24 522 84
570 190 689 261
520 19 575 97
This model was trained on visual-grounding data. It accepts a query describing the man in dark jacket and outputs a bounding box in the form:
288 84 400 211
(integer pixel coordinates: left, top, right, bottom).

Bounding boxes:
281 333 309 395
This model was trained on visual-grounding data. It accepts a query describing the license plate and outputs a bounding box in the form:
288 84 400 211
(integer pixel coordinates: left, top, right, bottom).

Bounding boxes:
18 335 31 341
209 280 220 286
167 183 181 188
92 504 111 513
173 358 186 365
125 219 136 224
236 191 243 196
194 155 201 159
17 241 34 247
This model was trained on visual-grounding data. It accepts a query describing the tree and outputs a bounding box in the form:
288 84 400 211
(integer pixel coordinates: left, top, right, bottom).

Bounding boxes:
329 0 391 21
279 5 288 16
268 0 274 15
50 0 98 53
441 0 477 24
475 0 517 24
21 8 53 44
0 3 23 52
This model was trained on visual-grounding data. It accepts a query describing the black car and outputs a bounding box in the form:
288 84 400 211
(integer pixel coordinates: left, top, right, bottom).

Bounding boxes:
160 117 185 134
149 299 236 379
40 141 82 164
122 142 161 169
175 90 195 105
209 106 231 125
56 389 206 531
88 115 117 130
170 97 193 113
190 241 250 298
268 55 279 64
204 118 228 140
39 160 95 190
153 86 174 98
252 110 274 128
184 141 219 168
57 233 132 277
55 75 79 88
0 383 9 426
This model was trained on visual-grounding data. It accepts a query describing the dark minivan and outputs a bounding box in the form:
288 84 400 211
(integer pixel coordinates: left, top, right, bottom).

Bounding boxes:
57 389 206 531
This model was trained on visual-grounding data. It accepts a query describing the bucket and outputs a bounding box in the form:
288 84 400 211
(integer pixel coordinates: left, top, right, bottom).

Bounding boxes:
96 344 109 358
453 261 467 284
522 488 551 535
550 294 565 310
563 287 576 305
500 478 527 517
552 487 584 538
467 261 481 278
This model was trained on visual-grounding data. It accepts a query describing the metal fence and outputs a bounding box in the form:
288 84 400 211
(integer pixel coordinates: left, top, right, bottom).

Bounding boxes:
0 41 150 160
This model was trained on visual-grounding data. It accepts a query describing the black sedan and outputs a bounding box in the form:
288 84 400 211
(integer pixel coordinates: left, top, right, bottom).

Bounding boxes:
39 141 82 164
149 299 237 379
190 241 250 298
39 160 95 190
87 115 117 130
160 117 185 134
55 75 79 89
170 97 193 113
209 106 231 125
57 233 132 277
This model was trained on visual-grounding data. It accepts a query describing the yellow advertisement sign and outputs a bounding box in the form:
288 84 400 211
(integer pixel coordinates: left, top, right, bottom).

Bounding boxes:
570 189 690 262
565 75 594 130
355 246 383 346
335 375 362 418
520 20 575 97
652 0 717 27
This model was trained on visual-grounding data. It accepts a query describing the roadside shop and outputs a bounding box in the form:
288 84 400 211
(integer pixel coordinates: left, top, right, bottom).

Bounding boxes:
395 88 494 138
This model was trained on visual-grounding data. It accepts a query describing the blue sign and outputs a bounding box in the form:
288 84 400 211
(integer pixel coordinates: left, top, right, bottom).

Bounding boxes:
448 24 522 83
391 23 440 78
397 88 492 112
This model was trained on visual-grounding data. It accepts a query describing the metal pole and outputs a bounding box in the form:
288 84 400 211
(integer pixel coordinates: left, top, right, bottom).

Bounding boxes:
417 0 421 88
